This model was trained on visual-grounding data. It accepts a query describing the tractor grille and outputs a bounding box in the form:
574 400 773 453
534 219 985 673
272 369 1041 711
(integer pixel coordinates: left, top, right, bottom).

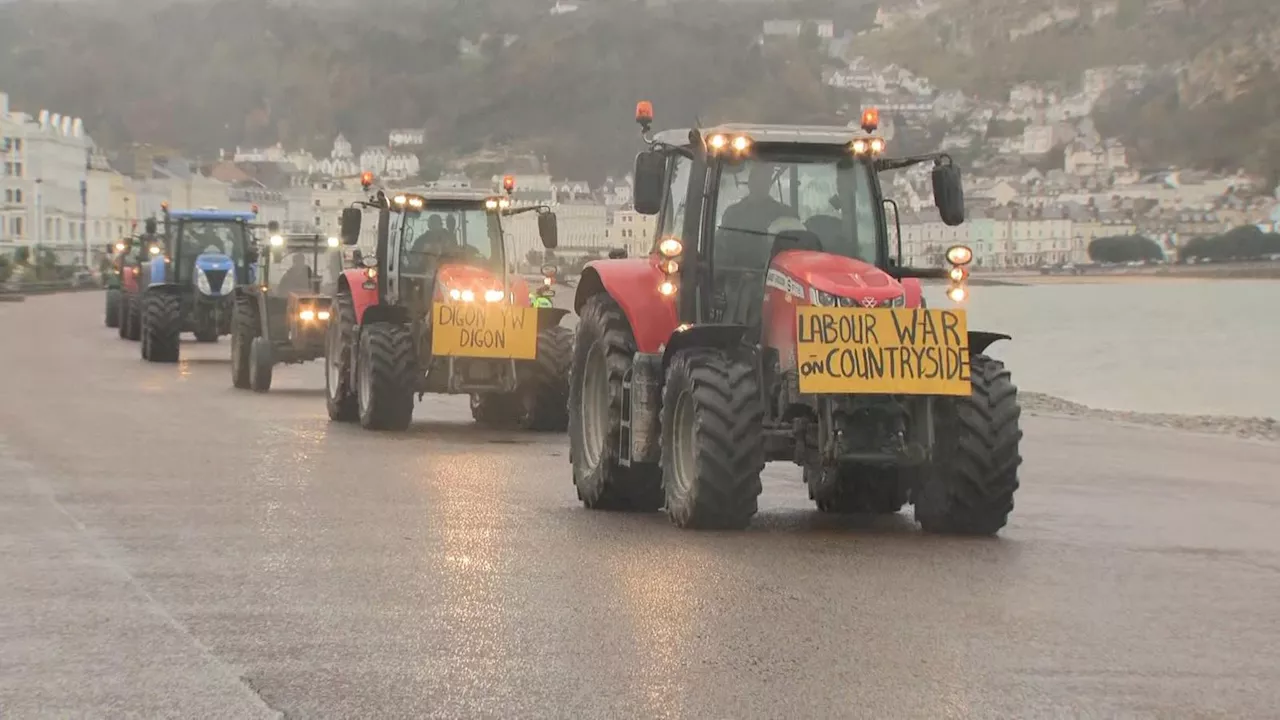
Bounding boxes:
203 269 228 290
837 293 905 308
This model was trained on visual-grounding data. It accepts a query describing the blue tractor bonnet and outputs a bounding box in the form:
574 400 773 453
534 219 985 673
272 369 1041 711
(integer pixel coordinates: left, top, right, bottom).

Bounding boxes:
195 253 235 271
149 254 168 284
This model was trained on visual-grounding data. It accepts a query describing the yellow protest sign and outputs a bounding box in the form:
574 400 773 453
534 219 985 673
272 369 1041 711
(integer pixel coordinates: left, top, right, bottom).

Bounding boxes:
431 303 538 360
795 307 971 396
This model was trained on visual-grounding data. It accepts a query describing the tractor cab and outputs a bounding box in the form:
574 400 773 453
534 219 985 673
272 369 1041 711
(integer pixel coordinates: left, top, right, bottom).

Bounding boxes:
627 109 970 347
154 208 256 295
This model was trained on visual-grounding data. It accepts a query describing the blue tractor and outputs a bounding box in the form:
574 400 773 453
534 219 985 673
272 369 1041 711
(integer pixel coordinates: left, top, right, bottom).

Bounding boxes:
140 208 259 363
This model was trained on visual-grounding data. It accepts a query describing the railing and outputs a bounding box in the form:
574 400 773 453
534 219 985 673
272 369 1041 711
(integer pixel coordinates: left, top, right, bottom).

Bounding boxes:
0 278 105 301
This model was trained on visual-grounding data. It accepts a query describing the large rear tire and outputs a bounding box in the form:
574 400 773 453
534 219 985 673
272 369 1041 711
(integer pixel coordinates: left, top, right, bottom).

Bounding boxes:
249 336 274 393
325 292 359 422
142 293 181 363
913 354 1023 536
126 294 142 341
660 347 765 530
230 295 258 389
105 289 120 328
569 294 663 512
520 325 573 431
356 323 416 431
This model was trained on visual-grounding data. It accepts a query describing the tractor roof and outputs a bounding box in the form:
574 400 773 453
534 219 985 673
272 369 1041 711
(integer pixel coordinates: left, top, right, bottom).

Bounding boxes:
654 123 868 148
397 188 495 203
168 209 257 222
275 233 336 249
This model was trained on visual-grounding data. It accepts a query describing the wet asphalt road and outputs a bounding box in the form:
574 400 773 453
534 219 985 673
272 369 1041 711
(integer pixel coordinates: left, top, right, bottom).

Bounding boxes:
2 293 1279 719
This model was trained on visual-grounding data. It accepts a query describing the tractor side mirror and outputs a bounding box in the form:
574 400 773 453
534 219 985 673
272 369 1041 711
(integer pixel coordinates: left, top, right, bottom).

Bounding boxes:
267 220 281 233
608 248 627 259
144 218 157 235
932 164 966 227
339 207 362 246
633 149 665 216
538 211 559 250
245 244 260 264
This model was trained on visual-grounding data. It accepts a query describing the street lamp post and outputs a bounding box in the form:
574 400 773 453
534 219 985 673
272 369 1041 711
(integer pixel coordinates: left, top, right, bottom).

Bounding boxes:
80 178 88 268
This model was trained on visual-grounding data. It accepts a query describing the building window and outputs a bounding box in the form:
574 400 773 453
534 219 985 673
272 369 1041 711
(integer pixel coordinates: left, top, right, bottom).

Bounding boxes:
13 189 21 203
13 139 20 152
12 162 21 178
14 216 24 237
3 189 10 203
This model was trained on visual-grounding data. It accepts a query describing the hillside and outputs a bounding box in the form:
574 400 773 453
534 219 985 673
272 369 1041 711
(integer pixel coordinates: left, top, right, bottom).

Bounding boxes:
0 0 837 181
857 0 1280 181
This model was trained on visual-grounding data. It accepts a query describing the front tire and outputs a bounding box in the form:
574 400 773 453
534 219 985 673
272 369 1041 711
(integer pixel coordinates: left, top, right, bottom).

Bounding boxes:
568 294 663 512
325 292 359 422
913 354 1023 536
520 325 574 431
230 295 258 389
249 337 274 392
660 347 765 530
356 323 416 431
142 293 181 363
105 289 121 328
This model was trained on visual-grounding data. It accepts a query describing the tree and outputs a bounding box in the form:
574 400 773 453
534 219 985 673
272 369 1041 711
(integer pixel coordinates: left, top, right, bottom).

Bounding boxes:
1180 226 1280 262
1088 235 1164 263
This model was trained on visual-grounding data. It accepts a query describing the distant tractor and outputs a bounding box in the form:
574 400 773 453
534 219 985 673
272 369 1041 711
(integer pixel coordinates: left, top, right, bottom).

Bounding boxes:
140 208 258 363
325 175 572 431
231 230 342 392
104 240 128 328
567 102 1022 535
115 220 166 342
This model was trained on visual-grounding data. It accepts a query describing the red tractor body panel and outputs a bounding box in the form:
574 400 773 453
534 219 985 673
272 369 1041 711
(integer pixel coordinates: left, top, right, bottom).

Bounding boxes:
763 251 920 373
433 264 532 307
348 264 535 324
121 267 141 294
581 257 678 353
343 268 379 324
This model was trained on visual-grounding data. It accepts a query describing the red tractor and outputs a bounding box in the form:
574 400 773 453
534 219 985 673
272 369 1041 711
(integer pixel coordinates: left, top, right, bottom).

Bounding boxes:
567 102 1022 534
326 176 572 431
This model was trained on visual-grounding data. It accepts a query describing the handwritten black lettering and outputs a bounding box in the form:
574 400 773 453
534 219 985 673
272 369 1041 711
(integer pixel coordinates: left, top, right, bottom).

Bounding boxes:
459 328 506 349
940 311 962 347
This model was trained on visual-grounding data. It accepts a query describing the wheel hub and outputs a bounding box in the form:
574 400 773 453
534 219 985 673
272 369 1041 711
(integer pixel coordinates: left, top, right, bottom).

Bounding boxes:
670 390 698 501
580 342 608 467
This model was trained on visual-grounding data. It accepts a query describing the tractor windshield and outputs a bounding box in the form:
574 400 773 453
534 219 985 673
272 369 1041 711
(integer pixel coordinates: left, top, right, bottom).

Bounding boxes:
711 152 881 271
179 221 249 265
400 207 502 274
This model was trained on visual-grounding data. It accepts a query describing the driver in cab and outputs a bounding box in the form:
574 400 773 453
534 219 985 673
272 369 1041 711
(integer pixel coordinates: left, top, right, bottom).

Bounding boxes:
718 163 798 267
407 214 456 270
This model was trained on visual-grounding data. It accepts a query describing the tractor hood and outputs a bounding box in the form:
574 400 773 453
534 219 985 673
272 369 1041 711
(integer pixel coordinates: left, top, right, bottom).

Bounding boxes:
194 253 235 272
434 263 531 306
771 250 904 304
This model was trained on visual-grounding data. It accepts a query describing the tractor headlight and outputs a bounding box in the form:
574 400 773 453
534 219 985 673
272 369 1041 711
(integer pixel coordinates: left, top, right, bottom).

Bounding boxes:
196 267 212 294
327 236 339 247
446 287 477 302
809 287 838 307
220 272 235 294
484 289 504 303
